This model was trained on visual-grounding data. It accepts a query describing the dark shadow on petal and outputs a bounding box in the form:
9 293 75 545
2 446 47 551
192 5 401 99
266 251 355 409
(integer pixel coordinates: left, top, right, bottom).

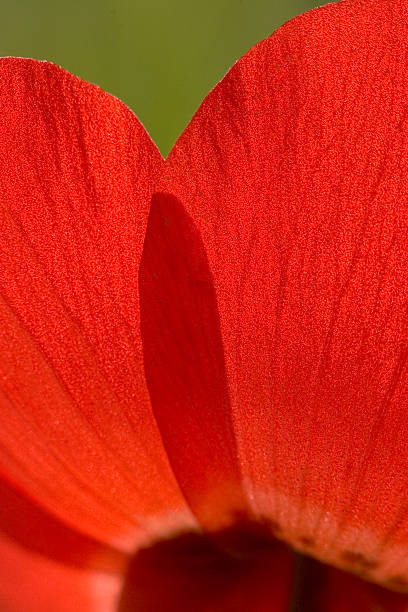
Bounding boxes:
289 553 327 612
120 519 408 612
119 519 294 612
139 193 248 525
0 477 126 572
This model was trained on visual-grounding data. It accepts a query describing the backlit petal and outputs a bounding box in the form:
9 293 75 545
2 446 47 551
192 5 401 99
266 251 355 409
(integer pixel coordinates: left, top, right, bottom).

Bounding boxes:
140 0 408 586
0 58 195 551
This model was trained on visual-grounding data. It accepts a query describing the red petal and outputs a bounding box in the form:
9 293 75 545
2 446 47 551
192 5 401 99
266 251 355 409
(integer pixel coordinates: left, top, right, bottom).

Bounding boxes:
0 476 126 572
0 58 195 550
139 193 248 527
0 530 121 612
141 0 408 587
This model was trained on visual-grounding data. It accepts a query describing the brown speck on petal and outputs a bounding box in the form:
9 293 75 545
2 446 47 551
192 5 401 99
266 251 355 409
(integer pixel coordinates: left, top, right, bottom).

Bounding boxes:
341 551 379 571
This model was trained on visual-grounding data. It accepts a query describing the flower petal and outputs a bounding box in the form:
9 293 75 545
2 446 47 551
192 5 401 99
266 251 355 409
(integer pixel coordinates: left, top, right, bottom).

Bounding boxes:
141 0 408 586
0 58 195 551
0 476 126 572
0 530 121 612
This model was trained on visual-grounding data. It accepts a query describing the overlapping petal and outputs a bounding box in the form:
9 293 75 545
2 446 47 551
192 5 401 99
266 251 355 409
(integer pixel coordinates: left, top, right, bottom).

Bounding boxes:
3 0 408 606
0 531 121 612
0 477 126 571
0 58 195 553
140 0 408 588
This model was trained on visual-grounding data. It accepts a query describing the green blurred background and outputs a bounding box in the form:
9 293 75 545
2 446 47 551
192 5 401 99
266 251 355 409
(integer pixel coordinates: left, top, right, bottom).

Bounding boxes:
2 0 321 155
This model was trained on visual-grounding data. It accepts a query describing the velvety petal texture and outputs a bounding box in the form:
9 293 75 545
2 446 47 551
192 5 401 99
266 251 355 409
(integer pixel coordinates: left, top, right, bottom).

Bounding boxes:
140 0 408 589
0 57 195 553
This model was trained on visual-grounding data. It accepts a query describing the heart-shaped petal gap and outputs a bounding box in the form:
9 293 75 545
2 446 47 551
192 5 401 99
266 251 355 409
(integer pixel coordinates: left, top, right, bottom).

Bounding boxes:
2 0 408 605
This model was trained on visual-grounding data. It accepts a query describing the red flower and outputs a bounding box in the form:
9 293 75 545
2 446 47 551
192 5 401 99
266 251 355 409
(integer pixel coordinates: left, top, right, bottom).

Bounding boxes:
1 0 408 609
